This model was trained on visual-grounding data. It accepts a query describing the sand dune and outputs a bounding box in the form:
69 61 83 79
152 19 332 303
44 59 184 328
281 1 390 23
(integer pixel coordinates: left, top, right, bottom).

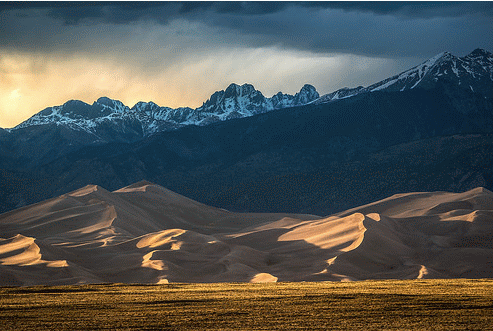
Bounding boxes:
1 181 493 285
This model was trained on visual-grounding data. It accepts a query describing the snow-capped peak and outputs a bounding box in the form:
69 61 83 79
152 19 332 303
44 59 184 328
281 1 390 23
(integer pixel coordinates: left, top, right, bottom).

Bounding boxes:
367 51 458 92
95 97 129 113
293 84 319 105
315 48 492 105
131 101 161 113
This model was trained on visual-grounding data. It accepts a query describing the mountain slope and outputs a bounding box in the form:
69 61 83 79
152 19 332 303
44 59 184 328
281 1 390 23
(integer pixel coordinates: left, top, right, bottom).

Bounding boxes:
316 48 493 103
1 182 492 285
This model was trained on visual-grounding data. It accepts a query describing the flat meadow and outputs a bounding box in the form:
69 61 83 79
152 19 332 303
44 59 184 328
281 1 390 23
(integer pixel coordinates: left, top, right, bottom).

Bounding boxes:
1 279 492 330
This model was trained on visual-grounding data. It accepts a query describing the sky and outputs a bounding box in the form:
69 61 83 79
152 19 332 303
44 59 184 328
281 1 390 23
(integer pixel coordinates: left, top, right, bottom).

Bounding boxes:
1 1 492 128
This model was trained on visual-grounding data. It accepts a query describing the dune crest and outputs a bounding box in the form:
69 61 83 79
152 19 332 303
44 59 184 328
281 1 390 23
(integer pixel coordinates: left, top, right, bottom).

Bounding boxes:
0 234 68 268
136 229 187 249
1 181 493 285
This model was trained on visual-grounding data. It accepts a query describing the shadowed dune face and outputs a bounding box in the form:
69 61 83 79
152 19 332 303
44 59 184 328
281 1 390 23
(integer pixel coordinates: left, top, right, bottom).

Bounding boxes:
1 181 493 286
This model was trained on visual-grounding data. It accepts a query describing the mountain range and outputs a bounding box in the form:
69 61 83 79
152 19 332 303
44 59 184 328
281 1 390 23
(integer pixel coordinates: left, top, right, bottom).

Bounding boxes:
6 49 492 138
10 83 320 140
0 48 492 216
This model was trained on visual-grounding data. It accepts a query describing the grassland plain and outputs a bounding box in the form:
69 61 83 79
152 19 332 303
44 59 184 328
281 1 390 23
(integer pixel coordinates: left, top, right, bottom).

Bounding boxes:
1 279 492 330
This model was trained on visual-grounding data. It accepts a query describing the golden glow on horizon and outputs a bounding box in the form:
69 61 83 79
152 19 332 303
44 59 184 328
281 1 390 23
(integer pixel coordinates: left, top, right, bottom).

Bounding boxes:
0 53 201 128
0 49 402 128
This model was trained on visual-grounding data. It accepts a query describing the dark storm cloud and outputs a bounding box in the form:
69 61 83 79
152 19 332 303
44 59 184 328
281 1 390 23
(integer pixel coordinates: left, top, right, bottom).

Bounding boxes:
48 2 183 25
0 2 290 23
1 2 492 58
202 3 493 58
2 1 492 25
308 1 493 18
0 2 181 25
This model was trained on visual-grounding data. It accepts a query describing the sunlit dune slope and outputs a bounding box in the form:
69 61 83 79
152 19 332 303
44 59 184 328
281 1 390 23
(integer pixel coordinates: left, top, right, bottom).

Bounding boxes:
1 181 492 285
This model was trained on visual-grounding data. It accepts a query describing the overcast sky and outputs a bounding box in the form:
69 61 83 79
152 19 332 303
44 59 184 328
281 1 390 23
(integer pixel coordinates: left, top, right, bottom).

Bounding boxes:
1 1 492 128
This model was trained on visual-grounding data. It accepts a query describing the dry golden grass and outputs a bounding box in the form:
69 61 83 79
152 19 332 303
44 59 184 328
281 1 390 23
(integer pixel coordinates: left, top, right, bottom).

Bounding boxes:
1 279 492 330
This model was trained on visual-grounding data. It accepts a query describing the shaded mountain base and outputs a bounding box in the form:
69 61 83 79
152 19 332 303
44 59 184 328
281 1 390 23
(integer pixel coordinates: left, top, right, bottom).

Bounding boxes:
0 169 53 213
200 134 493 215
2 134 493 216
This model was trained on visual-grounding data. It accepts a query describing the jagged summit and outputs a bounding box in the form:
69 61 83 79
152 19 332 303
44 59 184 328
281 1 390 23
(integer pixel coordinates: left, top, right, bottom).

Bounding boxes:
294 84 319 104
94 97 129 113
224 83 258 97
131 101 160 112
96 96 117 106
196 83 267 117
190 83 319 125
467 48 492 58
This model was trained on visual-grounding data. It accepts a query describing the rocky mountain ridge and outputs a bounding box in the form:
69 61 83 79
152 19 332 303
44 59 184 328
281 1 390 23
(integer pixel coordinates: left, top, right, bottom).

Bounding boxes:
9 84 320 139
